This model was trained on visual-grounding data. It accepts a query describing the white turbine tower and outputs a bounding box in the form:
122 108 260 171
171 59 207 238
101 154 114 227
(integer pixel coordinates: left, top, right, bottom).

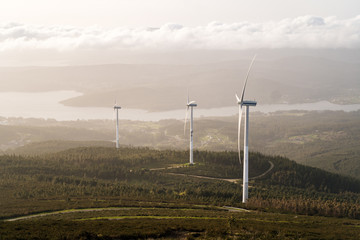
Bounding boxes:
236 55 257 203
184 93 197 165
114 101 121 149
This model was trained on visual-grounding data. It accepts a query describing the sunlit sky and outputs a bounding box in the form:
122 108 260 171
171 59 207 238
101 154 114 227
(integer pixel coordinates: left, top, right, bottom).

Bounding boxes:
0 0 359 66
0 0 358 27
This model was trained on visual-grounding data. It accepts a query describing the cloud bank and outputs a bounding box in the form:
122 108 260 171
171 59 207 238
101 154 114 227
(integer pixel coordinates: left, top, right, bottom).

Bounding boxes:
0 16 359 52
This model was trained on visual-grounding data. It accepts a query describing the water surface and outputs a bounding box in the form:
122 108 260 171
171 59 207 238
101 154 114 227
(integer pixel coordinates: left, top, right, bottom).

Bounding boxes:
0 91 359 121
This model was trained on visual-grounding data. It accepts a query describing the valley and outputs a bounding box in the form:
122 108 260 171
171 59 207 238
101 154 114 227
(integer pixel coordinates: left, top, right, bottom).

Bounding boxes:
1 2 359 239
1 52 359 239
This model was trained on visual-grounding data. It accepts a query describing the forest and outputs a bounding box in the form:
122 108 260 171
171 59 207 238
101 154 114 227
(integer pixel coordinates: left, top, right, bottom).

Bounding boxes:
2 110 360 181
1 146 360 239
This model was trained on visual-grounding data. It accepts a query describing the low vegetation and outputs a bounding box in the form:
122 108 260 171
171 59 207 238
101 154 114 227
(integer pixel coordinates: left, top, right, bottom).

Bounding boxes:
1 146 360 239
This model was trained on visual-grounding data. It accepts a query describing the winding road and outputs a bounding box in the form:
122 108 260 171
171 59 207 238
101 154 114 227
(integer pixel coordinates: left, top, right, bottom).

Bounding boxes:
4 161 274 222
4 206 250 222
162 160 274 183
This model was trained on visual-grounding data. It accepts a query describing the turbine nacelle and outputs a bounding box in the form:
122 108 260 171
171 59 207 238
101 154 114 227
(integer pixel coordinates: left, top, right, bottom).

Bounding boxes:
187 101 197 107
114 99 121 110
236 94 257 106
242 100 257 107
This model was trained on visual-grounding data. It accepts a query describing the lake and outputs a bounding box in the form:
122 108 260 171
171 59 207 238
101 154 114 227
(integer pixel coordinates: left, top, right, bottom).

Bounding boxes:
0 91 359 121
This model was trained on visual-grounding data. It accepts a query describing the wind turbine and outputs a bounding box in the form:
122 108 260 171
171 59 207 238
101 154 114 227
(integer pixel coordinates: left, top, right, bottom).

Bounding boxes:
113 101 121 149
184 92 197 165
236 55 257 203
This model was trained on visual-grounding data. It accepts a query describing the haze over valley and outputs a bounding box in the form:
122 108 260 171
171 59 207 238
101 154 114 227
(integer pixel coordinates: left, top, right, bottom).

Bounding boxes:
1 49 359 113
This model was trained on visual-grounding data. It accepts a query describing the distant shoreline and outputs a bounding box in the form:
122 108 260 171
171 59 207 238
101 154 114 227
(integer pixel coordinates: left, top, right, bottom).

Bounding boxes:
1 91 360 121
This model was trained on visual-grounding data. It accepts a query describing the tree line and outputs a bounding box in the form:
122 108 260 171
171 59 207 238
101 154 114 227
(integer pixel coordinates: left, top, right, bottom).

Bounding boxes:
1 146 360 220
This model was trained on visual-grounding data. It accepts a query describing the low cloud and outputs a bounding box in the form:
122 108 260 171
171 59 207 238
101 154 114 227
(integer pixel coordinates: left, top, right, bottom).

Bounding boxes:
0 16 359 52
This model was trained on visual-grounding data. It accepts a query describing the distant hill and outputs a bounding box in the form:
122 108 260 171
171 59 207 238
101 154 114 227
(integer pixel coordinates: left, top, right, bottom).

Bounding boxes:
5 140 114 155
0 49 359 111
3 110 360 180
6 144 360 194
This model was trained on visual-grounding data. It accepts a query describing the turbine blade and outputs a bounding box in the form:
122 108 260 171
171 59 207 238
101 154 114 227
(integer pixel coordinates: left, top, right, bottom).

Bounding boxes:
235 94 240 103
187 89 190 105
184 106 189 136
238 105 243 165
185 90 190 135
240 55 257 104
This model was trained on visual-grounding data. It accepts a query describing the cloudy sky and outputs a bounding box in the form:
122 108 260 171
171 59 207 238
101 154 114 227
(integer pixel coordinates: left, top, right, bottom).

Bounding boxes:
1 0 358 27
0 0 359 66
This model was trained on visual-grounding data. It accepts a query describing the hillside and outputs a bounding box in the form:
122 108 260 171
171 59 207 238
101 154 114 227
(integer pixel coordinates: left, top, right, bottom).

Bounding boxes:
1 146 360 217
4 140 114 155
1 146 360 239
3 110 360 180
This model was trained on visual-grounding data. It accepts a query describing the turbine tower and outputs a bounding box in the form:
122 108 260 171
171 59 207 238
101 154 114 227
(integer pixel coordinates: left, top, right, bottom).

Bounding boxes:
184 93 197 165
113 101 121 149
236 55 257 203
